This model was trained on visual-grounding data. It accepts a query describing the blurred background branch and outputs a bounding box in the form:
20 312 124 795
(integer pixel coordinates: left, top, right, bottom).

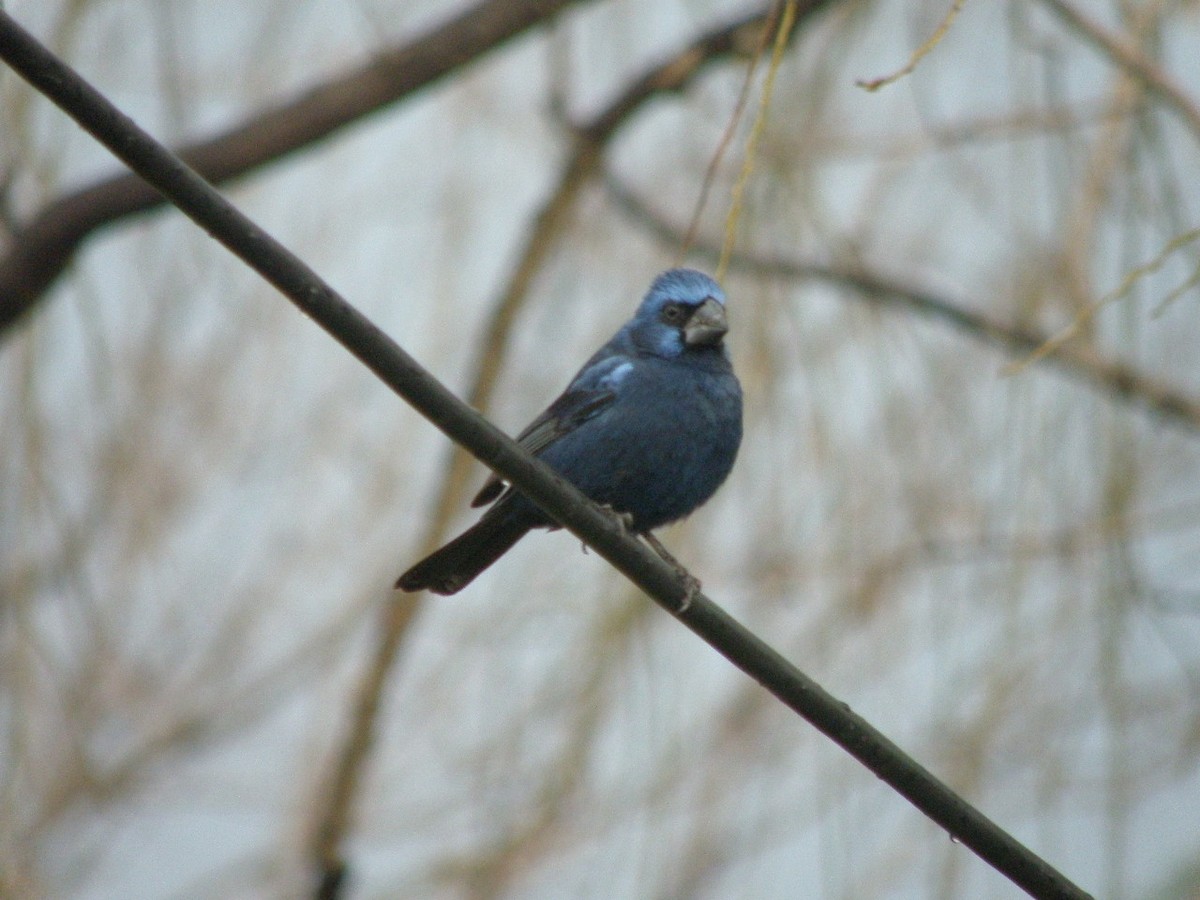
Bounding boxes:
0 0 592 337
606 175 1200 432
1038 0 1200 142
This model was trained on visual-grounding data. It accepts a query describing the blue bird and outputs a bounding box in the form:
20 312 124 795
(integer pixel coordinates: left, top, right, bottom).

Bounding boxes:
396 268 743 595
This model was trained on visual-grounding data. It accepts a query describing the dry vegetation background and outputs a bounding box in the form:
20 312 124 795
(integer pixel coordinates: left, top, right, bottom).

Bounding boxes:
3 0 1200 897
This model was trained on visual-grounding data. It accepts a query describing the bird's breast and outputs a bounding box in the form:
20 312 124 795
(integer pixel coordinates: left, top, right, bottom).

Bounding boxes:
554 362 742 530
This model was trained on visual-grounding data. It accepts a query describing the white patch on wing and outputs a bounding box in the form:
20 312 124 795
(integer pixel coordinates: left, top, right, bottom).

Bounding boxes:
600 360 634 389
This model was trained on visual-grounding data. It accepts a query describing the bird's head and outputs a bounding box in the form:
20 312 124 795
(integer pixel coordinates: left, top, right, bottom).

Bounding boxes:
630 268 729 359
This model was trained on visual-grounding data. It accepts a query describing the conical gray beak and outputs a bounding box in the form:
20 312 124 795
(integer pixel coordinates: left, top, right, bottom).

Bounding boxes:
683 298 728 346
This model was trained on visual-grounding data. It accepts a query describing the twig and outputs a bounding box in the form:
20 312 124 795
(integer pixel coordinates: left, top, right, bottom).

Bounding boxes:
856 0 968 91
717 0 798 280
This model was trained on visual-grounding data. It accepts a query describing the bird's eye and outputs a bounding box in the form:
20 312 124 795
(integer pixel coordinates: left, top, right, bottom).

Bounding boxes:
660 303 685 324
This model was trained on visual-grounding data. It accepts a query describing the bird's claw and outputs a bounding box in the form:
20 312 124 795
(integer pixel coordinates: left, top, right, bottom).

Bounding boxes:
580 505 637 554
677 571 702 612
599 504 636 532
642 532 703 612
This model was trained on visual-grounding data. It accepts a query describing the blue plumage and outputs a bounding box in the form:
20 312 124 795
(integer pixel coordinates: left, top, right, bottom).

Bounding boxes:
396 268 743 595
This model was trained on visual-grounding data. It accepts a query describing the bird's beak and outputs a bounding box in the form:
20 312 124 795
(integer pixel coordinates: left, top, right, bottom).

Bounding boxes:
683 298 728 346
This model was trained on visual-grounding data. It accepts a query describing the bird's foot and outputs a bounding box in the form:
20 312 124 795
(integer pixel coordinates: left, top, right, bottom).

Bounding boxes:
642 532 702 612
580 505 637 554
600 504 636 532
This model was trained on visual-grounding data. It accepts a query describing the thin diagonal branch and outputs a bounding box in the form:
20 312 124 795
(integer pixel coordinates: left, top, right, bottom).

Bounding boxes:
0 12 1093 900
0 0 591 339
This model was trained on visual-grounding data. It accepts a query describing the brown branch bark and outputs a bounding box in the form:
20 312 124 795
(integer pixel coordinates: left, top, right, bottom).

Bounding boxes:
304 4 834 896
0 0 590 339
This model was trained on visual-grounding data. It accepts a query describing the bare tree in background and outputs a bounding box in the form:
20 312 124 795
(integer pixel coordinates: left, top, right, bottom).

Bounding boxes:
2 1 1199 898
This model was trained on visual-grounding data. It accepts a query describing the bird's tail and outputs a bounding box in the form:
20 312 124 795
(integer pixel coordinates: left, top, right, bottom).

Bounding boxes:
395 514 530 595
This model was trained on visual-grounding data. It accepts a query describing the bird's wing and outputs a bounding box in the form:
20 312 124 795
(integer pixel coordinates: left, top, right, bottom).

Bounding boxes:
469 354 630 508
